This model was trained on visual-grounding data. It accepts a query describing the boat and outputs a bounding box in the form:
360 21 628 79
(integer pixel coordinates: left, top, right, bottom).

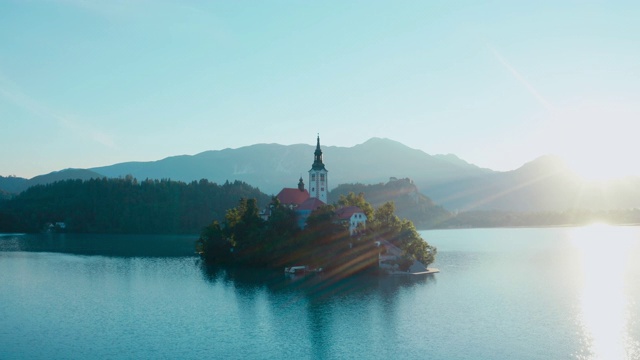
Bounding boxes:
284 266 323 277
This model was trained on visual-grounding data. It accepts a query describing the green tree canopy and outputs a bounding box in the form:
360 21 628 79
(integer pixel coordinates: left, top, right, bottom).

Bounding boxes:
336 192 374 220
199 194 438 272
366 201 436 267
0 177 270 234
196 221 232 263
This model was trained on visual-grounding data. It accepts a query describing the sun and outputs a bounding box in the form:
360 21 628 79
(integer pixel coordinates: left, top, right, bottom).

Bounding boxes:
542 102 640 182
567 157 635 182
558 136 636 182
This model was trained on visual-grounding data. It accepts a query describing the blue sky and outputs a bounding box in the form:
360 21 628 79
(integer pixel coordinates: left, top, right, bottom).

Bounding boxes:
1 1 638 180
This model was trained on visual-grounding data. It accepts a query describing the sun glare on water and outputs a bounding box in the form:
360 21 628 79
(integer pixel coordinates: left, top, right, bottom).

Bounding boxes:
570 224 640 359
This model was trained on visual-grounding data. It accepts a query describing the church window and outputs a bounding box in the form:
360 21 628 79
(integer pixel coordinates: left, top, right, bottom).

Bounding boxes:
312 187 315 192
312 174 316 181
320 174 325 181
321 187 324 191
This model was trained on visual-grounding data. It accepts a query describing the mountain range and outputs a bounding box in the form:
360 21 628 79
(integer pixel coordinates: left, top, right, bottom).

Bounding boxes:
2 138 639 212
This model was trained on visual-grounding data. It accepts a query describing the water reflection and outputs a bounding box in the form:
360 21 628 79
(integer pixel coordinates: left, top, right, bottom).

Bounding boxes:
10 228 638 358
571 225 640 359
199 262 435 300
198 262 436 358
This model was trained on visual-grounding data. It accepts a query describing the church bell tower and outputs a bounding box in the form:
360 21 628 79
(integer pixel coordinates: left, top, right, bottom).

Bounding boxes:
308 135 328 203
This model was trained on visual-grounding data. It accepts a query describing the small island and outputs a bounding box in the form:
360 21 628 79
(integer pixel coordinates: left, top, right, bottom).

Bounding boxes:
196 137 437 277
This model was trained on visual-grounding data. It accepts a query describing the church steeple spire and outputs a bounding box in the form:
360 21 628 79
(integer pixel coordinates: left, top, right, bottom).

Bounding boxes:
312 135 325 170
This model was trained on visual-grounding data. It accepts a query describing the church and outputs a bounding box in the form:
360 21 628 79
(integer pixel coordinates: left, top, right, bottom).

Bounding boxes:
270 136 367 232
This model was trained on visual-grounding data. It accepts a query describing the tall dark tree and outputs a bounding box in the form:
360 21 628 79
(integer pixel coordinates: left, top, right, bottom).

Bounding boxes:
300 204 352 271
196 221 232 263
261 197 301 267
224 198 265 265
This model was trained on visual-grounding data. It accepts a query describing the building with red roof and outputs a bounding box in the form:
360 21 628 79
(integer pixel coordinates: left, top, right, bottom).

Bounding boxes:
273 178 326 228
268 136 331 228
267 136 366 232
298 197 326 212
276 178 310 208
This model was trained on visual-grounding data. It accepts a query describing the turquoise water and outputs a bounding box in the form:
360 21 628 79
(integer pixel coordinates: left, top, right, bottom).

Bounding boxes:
1 227 640 359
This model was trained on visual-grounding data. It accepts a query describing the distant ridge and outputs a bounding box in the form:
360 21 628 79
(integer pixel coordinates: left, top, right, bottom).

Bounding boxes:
424 155 640 211
0 169 105 194
29 169 105 186
88 138 640 211
2 138 640 212
88 137 492 195
0 175 28 194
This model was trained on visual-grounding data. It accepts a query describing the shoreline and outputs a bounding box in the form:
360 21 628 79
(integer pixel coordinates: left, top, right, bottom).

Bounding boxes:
422 223 640 231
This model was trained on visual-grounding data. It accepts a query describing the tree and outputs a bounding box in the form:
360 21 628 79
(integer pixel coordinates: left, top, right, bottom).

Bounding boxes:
397 219 437 266
299 204 346 267
336 192 374 220
224 198 265 265
198 194 438 272
369 202 402 243
0 177 270 234
196 221 232 263
368 201 437 267
261 197 300 266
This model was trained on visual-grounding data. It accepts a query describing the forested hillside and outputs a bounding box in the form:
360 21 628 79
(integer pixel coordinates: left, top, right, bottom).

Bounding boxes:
0 177 270 234
329 178 451 229
0 190 12 201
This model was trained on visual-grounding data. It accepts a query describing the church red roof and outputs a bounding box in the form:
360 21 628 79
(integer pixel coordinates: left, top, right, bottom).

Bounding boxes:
277 188 310 205
336 206 365 220
297 197 326 211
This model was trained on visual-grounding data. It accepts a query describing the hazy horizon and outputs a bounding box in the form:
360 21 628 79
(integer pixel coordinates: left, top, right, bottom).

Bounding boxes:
2 1 638 180
0 137 619 182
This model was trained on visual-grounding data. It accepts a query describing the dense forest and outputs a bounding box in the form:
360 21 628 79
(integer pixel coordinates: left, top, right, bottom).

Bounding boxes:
0 189 11 201
2 176 637 234
0 177 270 234
197 193 436 275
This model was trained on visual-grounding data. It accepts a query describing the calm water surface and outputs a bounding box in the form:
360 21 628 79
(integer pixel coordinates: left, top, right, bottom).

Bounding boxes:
1 227 640 359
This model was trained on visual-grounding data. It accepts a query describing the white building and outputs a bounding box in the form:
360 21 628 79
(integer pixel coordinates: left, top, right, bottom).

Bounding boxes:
335 206 367 236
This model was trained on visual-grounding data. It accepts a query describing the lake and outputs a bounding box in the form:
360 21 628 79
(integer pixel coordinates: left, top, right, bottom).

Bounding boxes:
1 226 640 359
